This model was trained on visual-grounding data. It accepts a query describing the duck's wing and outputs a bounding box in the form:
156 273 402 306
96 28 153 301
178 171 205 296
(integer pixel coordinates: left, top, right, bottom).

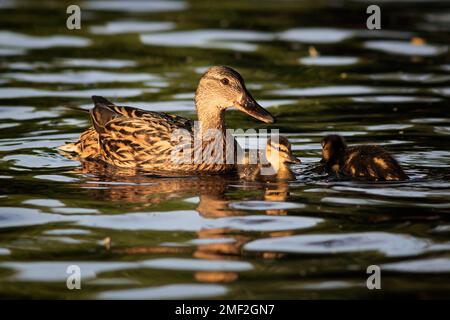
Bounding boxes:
90 95 193 134
90 96 194 168
59 96 193 162
343 146 408 181
98 117 194 168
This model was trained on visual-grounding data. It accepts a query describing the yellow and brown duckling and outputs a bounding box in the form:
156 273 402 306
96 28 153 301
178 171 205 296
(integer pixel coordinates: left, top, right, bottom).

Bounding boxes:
59 66 274 174
320 134 408 181
239 136 301 181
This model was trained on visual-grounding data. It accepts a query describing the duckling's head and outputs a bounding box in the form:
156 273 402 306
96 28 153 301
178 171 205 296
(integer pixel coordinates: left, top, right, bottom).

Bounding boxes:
266 136 301 169
321 134 347 165
195 66 274 124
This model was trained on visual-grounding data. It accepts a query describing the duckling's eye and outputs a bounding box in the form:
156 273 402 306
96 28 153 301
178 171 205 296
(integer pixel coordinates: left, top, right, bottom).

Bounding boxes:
220 78 229 85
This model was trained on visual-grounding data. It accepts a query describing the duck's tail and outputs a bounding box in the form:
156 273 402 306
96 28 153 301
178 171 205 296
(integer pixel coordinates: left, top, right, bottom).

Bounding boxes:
59 99 109 158
58 103 88 153
58 142 80 153
58 127 100 159
62 102 90 114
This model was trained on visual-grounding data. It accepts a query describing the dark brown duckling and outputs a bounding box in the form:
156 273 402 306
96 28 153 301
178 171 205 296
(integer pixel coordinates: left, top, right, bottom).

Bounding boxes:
321 134 408 181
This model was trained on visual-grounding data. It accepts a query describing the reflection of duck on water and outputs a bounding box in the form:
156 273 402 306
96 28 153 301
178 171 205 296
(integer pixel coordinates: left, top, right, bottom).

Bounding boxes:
60 66 274 175
264 181 292 216
75 161 295 282
73 160 233 212
75 160 294 216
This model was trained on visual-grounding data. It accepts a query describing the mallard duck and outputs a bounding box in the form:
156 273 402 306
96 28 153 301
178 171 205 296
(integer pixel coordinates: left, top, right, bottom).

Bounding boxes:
321 134 408 181
239 136 300 181
59 66 274 174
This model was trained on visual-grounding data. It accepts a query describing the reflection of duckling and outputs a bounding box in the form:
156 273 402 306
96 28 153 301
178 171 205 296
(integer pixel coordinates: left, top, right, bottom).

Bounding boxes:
264 181 291 215
239 136 300 181
321 134 408 181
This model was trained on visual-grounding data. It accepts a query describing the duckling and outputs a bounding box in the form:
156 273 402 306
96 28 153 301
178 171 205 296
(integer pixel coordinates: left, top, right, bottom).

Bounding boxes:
59 66 274 174
239 136 300 181
321 134 408 181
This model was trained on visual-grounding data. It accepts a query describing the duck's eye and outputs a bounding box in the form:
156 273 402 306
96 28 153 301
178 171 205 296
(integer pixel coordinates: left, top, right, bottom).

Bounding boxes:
220 78 229 85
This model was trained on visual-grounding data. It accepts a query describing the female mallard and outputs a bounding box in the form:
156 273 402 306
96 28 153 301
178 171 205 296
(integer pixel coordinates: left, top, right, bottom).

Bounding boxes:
320 134 408 181
59 66 274 174
239 136 300 181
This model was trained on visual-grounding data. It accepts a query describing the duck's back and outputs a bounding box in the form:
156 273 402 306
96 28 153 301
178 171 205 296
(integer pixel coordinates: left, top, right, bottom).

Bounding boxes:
341 145 408 181
61 97 191 158
60 96 237 174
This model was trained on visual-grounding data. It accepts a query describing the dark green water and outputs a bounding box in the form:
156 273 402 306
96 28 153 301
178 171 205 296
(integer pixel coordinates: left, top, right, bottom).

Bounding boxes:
1 0 450 299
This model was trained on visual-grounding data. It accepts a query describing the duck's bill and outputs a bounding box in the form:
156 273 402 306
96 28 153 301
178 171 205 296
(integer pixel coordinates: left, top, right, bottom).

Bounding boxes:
286 154 301 164
236 94 275 124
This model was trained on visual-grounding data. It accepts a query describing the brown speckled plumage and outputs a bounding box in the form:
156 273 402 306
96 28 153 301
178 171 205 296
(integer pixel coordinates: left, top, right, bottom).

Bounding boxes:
321 134 408 181
59 66 275 174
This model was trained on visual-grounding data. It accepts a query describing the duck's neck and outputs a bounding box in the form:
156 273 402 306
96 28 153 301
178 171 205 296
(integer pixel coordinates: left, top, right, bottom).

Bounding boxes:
277 164 295 180
197 108 226 135
195 94 227 136
326 149 346 170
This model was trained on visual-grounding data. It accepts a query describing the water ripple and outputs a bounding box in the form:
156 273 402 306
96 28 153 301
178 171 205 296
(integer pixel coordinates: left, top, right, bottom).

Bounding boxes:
83 0 186 12
3 71 158 84
0 88 145 99
364 40 447 56
141 29 273 52
75 211 322 232
99 284 227 300
279 28 354 44
0 31 90 49
91 20 175 35
383 258 450 273
244 232 448 257
299 56 359 66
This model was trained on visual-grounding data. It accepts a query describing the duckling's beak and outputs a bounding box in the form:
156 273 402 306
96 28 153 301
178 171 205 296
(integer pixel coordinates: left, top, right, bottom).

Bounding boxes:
235 91 275 124
286 154 301 164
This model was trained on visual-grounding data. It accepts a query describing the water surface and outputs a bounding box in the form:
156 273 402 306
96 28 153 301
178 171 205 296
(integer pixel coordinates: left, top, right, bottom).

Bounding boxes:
0 0 450 299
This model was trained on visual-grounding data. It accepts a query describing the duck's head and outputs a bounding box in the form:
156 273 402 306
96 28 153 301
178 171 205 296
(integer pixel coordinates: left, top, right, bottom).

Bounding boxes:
321 134 347 164
266 136 301 168
195 66 275 124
